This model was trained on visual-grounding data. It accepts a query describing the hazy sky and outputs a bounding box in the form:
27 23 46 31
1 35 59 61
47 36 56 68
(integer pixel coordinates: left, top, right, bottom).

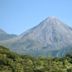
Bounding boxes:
0 0 72 34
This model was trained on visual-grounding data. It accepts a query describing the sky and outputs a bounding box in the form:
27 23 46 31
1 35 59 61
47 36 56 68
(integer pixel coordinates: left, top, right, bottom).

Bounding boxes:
0 0 72 35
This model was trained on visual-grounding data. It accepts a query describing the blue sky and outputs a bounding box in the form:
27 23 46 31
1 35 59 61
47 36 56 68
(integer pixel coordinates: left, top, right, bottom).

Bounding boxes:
0 0 72 34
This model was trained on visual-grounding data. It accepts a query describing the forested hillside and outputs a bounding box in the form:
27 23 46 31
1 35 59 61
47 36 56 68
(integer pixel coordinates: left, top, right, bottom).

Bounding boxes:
0 46 72 72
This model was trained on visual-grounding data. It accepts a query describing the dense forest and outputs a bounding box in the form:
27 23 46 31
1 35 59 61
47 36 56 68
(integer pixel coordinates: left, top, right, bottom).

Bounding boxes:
0 46 72 72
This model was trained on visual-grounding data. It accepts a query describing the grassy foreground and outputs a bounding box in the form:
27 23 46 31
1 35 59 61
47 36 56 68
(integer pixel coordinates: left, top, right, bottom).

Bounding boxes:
0 46 72 72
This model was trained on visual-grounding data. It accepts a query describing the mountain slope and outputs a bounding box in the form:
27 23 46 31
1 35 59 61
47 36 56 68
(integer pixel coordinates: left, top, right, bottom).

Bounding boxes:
1 16 72 57
0 29 17 41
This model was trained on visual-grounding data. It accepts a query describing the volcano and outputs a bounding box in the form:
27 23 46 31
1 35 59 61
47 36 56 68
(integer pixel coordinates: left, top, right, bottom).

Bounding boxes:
1 16 72 57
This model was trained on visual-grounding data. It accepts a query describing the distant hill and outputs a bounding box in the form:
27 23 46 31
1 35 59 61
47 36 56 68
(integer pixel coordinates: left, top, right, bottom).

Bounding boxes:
0 29 17 41
0 16 72 57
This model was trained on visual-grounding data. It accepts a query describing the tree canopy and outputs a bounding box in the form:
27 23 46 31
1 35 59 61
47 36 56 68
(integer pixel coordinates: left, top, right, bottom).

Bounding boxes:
0 46 72 72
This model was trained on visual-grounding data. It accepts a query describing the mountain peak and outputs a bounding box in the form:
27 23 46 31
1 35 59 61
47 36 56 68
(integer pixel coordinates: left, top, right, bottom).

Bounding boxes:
0 29 7 34
47 16 58 19
39 16 63 28
45 16 59 22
